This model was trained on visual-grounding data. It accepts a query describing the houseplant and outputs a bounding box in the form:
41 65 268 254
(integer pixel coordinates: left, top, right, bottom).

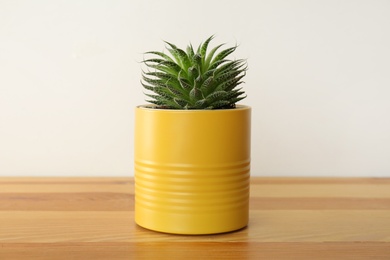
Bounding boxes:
134 36 251 234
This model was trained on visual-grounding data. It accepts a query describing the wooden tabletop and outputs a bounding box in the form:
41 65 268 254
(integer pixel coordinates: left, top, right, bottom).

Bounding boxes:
0 177 389 259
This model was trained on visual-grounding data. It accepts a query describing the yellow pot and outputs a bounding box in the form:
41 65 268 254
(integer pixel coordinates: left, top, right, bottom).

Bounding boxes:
134 105 251 234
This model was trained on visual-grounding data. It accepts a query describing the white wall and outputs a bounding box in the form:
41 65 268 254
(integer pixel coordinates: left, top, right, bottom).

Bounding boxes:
1 0 389 177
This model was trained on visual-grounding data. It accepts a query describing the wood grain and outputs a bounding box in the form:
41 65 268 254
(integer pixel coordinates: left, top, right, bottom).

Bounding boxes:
1 242 389 260
0 177 389 259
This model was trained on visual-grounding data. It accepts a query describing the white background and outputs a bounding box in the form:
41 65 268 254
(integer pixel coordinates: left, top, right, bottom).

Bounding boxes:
1 0 389 177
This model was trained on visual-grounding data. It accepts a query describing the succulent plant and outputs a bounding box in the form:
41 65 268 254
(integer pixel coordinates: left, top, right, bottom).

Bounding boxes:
141 36 247 109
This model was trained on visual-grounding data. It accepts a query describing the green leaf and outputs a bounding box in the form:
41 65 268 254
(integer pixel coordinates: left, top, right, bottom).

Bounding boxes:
167 85 184 97
192 53 202 69
178 77 192 90
141 82 155 92
158 60 182 71
186 44 195 59
229 96 246 104
213 60 246 77
226 88 245 99
145 51 174 62
222 75 245 91
214 70 244 86
187 66 199 81
205 91 228 104
144 71 176 81
189 87 202 102
145 94 180 109
194 75 203 89
164 41 191 70
142 76 170 89
200 76 214 93
152 86 176 98
210 46 237 66
145 64 179 77
194 99 207 108
200 35 214 57
173 98 188 108
208 100 231 109
143 58 168 65
204 44 224 69
207 59 229 73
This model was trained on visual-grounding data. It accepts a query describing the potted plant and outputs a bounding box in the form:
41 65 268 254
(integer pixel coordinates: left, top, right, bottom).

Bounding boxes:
134 36 251 234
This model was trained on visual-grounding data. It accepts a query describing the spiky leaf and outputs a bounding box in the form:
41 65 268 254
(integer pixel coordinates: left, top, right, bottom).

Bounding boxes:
141 36 247 109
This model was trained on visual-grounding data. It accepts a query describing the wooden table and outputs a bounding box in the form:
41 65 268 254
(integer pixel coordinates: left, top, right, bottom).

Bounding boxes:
0 177 389 259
